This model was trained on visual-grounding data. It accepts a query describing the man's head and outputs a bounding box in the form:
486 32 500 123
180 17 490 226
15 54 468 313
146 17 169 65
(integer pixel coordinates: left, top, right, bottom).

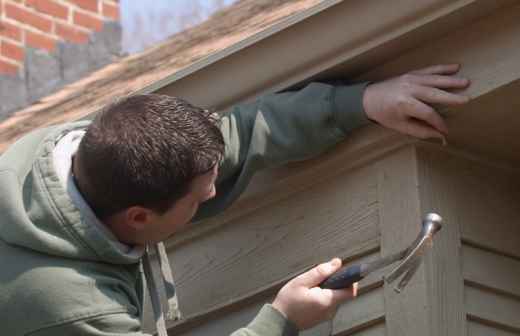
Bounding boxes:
73 94 224 245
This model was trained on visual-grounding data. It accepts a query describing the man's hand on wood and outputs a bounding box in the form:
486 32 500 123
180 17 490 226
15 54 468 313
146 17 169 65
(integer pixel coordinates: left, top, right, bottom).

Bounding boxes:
272 258 358 330
363 64 470 142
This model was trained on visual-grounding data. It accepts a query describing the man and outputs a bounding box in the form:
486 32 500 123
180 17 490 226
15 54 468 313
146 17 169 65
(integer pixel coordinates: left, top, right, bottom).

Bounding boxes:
0 64 469 335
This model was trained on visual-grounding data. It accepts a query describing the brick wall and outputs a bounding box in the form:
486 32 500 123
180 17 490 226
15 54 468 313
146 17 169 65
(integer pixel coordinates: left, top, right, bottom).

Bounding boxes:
0 0 121 119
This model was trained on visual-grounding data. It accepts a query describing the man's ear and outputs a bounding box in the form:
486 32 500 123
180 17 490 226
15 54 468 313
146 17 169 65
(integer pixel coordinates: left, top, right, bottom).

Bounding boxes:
124 206 157 230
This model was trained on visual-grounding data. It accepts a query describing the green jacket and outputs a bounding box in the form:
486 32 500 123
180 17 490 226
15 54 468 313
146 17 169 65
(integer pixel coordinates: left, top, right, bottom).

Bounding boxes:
0 82 369 336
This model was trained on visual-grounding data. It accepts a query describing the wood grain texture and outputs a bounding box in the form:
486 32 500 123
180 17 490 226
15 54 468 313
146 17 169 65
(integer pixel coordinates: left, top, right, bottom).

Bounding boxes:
358 2 520 99
169 163 380 316
414 144 520 259
453 158 520 259
333 287 385 335
462 244 520 298
168 251 386 335
465 285 520 331
153 0 509 111
358 3 520 166
376 146 429 336
341 322 387 336
166 126 410 251
415 145 467 336
467 320 519 336
172 289 386 336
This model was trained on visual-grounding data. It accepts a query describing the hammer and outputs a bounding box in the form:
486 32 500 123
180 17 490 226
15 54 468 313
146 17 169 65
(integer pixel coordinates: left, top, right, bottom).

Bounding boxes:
320 213 443 293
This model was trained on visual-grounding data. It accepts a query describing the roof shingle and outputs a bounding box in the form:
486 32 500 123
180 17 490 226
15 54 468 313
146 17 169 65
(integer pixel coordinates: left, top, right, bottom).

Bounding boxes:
0 0 322 153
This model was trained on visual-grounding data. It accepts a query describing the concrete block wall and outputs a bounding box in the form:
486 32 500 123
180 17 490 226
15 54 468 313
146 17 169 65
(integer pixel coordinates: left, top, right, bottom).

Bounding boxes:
0 0 121 120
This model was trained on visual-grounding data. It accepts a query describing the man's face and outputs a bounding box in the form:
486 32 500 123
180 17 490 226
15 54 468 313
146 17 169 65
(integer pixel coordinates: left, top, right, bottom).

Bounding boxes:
146 164 219 243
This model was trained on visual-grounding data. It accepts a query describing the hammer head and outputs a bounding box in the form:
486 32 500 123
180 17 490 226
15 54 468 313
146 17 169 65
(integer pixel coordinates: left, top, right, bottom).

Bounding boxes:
421 213 443 238
384 213 443 292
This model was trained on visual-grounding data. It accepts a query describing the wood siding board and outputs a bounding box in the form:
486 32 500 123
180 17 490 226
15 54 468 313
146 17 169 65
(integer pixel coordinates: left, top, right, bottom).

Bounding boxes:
170 291 386 336
166 127 410 251
168 164 380 316
462 244 520 298
415 145 467 336
333 288 385 335
465 285 520 331
165 252 385 335
467 320 520 336
338 322 387 336
173 298 264 336
376 146 430 336
454 157 520 258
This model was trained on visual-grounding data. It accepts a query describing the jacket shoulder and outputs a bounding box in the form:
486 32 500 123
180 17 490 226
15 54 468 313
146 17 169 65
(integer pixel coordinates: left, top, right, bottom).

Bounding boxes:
0 242 140 335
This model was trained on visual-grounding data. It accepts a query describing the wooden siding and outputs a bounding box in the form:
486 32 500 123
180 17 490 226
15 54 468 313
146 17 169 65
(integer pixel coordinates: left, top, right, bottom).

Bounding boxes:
170 162 380 316
416 145 520 335
142 1 520 334
467 320 519 336
463 244 520 333
168 251 388 336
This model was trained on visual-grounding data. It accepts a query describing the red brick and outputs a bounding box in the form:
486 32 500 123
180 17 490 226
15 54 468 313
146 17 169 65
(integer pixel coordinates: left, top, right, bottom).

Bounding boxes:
0 59 20 76
0 21 23 42
70 0 99 13
26 0 69 20
56 23 89 43
73 10 103 31
1 40 25 62
5 3 53 33
26 30 56 51
101 2 118 20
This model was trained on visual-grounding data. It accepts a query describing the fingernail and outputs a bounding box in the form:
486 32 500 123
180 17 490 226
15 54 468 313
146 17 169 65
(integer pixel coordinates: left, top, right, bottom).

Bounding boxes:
331 258 341 268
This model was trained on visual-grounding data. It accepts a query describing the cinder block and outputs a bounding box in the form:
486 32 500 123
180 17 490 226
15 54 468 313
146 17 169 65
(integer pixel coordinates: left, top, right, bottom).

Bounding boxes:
59 42 90 83
25 48 62 103
0 74 28 121
88 21 122 70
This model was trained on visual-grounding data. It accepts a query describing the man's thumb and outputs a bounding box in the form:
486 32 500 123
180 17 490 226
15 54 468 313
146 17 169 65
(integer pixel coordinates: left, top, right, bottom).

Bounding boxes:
294 258 342 287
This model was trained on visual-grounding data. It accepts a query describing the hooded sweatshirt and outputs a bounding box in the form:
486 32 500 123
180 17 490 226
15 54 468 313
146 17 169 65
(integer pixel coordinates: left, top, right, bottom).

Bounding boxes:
0 82 369 336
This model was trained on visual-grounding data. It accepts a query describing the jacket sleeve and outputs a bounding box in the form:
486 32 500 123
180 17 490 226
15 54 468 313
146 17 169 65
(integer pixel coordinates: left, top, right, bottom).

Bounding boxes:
195 82 370 220
26 305 297 336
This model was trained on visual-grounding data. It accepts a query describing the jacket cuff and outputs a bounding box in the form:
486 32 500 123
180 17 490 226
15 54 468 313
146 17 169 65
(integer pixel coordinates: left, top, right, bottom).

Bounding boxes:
333 82 372 134
247 304 299 336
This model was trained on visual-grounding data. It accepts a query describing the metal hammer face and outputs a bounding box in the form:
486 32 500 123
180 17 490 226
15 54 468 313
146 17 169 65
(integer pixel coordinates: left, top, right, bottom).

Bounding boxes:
384 213 443 292
319 213 443 291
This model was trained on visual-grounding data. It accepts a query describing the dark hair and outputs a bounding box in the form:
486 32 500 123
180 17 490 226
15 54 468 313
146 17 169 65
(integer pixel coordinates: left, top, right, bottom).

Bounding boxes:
75 94 224 220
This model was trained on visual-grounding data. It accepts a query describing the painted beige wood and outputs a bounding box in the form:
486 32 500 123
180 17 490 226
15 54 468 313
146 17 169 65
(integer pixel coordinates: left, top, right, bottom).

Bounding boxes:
462 244 520 298
165 126 410 251
332 287 385 335
135 1 520 334
465 285 520 331
415 145 467 336
348 323 386 336
167 163 379 317
375 146 429 336
146 0 512 112
444 151 520 258
467 320 519 336
172 289 386 336
358 3 520 166
164 1 520 253
163 250 387 335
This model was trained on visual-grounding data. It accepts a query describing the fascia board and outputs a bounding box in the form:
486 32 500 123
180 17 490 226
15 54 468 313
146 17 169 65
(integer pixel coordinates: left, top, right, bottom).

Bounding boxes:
137 0 344 96
139 0 512 111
